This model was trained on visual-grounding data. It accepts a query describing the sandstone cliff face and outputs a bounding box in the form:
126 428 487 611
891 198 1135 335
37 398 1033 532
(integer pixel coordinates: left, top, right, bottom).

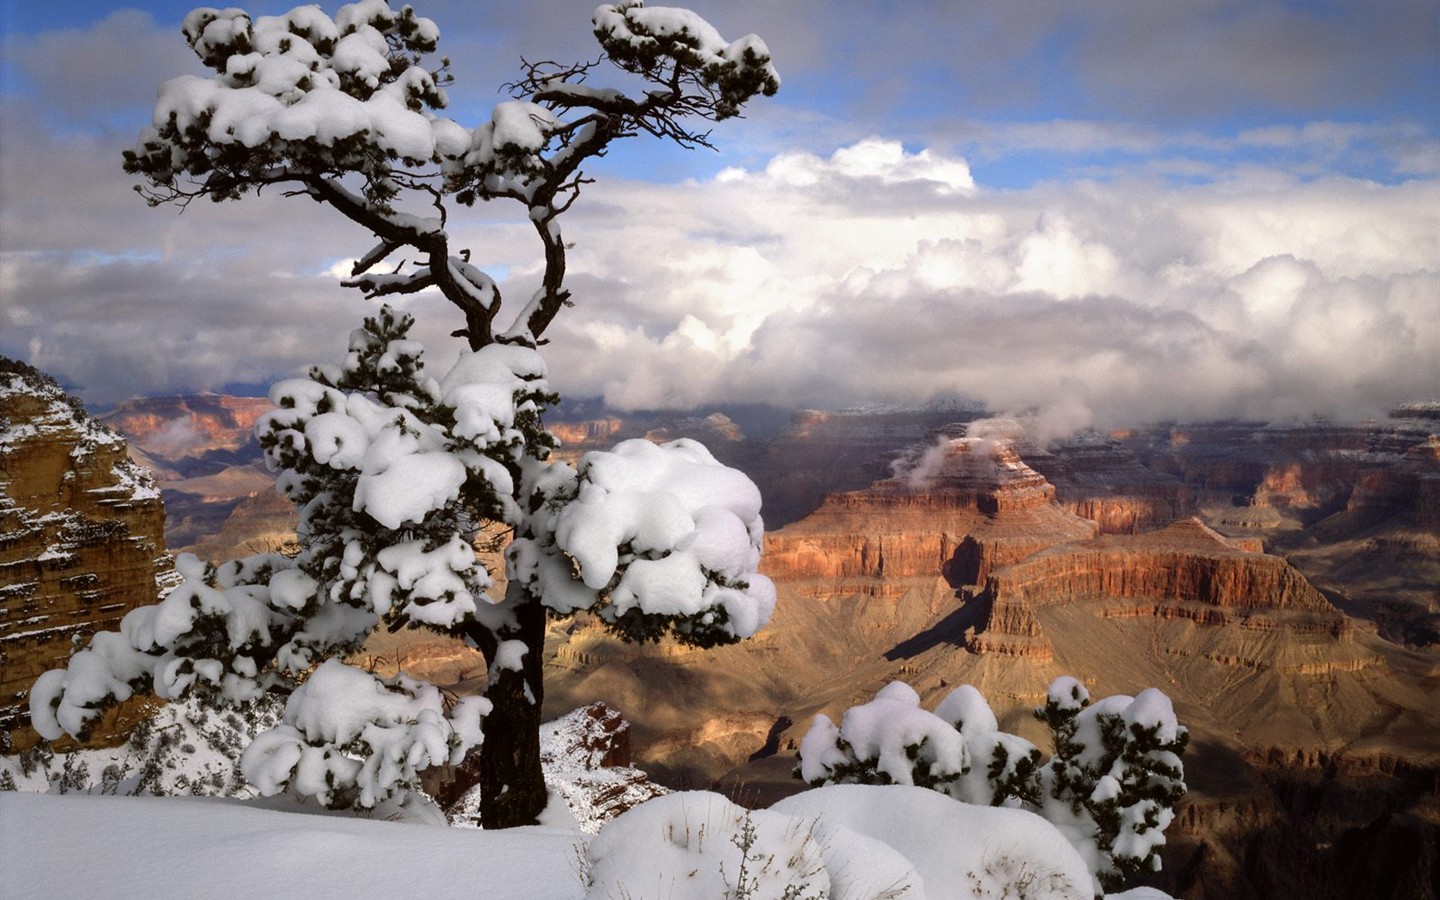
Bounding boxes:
966 518 1352 663
763 438 1098 587
0 361 175 748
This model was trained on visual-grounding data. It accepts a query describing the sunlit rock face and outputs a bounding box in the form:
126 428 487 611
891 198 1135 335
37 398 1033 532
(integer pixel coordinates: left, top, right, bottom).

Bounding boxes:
763 437 1098 587
0 362 175 748
98 394 282 558
965 518 1356 664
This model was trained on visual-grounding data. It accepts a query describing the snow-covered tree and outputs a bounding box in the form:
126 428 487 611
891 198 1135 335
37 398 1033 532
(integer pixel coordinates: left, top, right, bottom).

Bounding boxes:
796 677 1188 895
30 0 778 829
1033 678 1189 893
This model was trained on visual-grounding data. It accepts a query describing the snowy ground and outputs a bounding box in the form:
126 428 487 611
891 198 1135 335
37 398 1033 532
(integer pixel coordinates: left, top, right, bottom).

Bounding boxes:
0 700 1173 899
0 786 1174 900
0 791 587 899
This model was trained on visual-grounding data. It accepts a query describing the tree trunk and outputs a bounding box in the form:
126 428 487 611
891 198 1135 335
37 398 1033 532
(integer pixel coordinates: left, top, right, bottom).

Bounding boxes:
472 585 549 828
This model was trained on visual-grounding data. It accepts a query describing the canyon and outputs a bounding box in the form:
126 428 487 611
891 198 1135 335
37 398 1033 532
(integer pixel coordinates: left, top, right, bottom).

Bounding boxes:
538 406 1440 898
7 386 1438 897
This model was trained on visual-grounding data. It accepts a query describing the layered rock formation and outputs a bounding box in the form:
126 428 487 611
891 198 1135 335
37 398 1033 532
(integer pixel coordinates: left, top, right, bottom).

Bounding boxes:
0 360 175 748
102 394 270 461
539 421 1437 899
1129 418 1437 528
751 406 983 527
1025 435 1195 534
965 518 1356 664
98 394 291 558
764 438 1098 587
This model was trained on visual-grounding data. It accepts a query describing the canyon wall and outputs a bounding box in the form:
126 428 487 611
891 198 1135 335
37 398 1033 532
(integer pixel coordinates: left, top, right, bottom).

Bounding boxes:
965 518 1355 664
0 361 176 748
764 438 1098 586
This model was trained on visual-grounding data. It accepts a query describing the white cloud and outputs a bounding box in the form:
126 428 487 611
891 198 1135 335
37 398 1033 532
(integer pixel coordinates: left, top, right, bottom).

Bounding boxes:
533 141 1439 428
4 128 1435 427
0 3 1433 431
757 138 974 194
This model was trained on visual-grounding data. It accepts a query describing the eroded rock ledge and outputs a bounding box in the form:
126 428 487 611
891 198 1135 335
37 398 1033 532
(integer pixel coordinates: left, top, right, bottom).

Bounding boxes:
966 518 1355 664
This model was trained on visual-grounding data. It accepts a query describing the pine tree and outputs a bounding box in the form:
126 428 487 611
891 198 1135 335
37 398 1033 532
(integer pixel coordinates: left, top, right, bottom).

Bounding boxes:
30 0 779 828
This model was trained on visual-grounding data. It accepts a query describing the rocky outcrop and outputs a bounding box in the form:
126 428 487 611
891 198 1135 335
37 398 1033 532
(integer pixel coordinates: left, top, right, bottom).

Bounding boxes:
1126 418 1437 528
752 407 983 528
764 438 1098 587
537 702 668 832
0 360 175 748
967 518 1353 662
1026 435 1195 534
1347 435 1440 529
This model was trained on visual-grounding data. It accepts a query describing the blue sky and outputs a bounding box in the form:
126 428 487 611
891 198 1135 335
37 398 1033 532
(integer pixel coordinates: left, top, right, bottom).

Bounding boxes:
1 0 1436 428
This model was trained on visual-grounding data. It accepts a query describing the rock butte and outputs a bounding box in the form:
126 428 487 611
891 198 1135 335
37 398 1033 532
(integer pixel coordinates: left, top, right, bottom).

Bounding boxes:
764 438 1099 587
965 517 1355 664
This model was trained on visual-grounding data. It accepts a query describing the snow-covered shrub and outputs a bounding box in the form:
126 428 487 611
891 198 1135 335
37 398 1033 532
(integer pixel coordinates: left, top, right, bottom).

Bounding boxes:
583 791 830 900
2 695 283 801
1034 679 1188 893
797 677 1188 895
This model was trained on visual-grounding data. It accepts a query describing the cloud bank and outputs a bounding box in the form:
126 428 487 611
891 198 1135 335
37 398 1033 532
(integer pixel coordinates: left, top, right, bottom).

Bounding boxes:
0 5 1435 435
536 143 1439 429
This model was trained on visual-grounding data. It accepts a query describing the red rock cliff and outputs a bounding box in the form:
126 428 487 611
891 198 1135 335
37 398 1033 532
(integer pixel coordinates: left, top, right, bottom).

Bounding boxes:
968 518 1351 661
1 362 175 748
764 438 1098 586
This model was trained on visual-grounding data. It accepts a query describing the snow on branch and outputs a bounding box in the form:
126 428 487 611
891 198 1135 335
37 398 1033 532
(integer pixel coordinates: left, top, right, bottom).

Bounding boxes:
127 0 779 352
517 437 776 647
241 659 488 809
592 1 780 120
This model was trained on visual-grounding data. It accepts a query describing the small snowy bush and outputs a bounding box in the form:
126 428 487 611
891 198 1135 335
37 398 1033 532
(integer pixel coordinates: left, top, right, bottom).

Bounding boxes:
797 677 1188 895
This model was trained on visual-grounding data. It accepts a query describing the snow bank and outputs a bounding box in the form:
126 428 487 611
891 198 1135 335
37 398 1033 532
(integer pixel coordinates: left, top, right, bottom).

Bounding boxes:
0 792 585 900
583 791 828 899
0 781 1170 899
773 784 1093 900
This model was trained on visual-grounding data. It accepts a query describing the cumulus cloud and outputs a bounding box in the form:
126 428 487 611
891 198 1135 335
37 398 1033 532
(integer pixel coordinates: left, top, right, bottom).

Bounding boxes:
1 5 1435 433
534 140 1439 429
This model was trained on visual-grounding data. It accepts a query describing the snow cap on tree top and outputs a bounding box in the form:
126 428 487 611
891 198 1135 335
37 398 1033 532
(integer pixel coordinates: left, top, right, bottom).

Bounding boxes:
593 1 780 118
